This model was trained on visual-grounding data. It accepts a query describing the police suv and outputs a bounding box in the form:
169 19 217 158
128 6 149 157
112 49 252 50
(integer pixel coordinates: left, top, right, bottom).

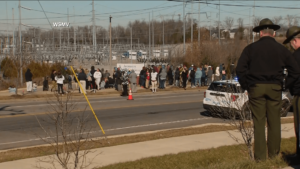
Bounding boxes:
203 79 292 119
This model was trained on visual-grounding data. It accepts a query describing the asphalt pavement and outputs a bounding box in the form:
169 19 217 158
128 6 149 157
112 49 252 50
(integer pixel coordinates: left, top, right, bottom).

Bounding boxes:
0 90 293 150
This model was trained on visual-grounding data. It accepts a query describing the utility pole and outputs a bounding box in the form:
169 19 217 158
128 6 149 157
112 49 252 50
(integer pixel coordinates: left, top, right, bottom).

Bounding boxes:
198 2 200 46
183 0 185 55
6 1 8 50
19 0 23 84
253 0 255 42
152 10 154 57
149 12 151 59
59 28 61 51
92 0 96 53
109 15 112 66
161 16 164 55
131 27 132 64
218 0 221 45
12 8 15 55
67 8 69 51
74 27 76 52
191 0 193 45
210 12 211 41
249 9 251 42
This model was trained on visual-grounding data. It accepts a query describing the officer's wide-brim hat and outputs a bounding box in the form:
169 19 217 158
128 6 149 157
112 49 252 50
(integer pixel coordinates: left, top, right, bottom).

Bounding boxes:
283 26 300 44
253 18 280 33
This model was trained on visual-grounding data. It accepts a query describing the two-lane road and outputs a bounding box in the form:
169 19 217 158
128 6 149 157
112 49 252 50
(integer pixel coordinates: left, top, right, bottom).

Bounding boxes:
0 90 236 150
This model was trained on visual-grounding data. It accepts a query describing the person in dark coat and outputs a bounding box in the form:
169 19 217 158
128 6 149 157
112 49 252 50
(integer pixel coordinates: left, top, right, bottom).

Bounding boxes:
201 68 206 86
78 69 87 94
236 18 300 161
25 68 33 92
116 68 122 91
283 26 300 161
43 76 49 91
167 67 173 85
90 66 96 93
181 67 188 90
175 67 180 87
139 67 146 88
190 67 195 88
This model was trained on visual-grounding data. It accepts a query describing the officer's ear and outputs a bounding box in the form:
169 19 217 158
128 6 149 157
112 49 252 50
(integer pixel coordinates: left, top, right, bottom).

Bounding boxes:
272 31 276 37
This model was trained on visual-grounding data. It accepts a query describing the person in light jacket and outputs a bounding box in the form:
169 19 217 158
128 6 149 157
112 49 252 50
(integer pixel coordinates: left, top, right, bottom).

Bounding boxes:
128 70 137 93
55 71 65 94
195 67 202 87
93 68 102 90
159 65 167 89
215 67 220 81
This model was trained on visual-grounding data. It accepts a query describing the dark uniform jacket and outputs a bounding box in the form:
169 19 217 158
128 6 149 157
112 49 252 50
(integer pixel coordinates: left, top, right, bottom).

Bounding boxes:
236 36 300 90
290 48 300 95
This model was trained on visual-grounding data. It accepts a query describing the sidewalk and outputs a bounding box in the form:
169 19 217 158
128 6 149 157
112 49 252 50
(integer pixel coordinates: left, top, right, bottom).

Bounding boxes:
0 123 297 169
0 83 205 97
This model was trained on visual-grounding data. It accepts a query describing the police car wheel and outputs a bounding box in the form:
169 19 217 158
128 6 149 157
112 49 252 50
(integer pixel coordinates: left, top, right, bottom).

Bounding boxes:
281 99 290 117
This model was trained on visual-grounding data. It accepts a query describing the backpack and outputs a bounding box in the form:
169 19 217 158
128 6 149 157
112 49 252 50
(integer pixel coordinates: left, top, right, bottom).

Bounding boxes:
68 75 72 81
87 76 92 81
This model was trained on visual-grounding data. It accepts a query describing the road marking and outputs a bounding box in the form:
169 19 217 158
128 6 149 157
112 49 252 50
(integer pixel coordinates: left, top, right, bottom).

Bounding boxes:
0 101 203 119
0 93 203 108
0 117 212 146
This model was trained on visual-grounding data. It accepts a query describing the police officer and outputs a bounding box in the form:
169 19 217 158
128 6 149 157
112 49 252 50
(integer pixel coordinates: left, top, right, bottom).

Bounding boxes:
283 26 300 160
236 18 300 161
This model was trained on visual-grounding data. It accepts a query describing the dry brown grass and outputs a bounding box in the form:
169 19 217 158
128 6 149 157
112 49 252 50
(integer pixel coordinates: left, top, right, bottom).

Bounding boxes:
0 118 294 163
99 137 298 169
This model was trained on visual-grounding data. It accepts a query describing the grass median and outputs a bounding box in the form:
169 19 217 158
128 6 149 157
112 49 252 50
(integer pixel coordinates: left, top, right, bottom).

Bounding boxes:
99 137 299 169
0 118 294 163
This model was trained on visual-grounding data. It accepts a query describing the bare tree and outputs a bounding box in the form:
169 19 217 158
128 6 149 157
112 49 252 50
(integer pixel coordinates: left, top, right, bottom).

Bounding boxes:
237 18 244 28
224 17 234 30
208 84 254 160
273 16 283 25
253 16 262 27
35 92 98 169
284 15 298 27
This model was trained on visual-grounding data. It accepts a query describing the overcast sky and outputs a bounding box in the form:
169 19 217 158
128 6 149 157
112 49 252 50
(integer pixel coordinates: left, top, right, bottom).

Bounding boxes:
0 1 300 34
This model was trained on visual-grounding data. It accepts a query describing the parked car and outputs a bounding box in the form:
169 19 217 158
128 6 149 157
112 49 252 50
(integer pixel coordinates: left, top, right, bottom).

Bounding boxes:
203 79 292 119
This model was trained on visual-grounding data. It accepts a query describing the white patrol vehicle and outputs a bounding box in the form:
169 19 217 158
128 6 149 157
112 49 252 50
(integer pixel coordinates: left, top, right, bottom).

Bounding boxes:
203 79 292 119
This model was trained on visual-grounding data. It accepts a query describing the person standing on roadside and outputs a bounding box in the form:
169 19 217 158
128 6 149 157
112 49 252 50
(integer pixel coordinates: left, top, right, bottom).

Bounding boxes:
195 67 202 87
283 26 300 161
151 69 158 93
55 71 65 94
167 66 173 86
25 68 33 92
78 69 87 94
215 66 220 81
207 66 213 85
159 65 167 89
181 67 188 90
190 66 196 88
129 69 137 93
50 70 57 92
94 68 102 90
90 66 96 93
236 18 300 161
175 66 180 87
146 69 150 89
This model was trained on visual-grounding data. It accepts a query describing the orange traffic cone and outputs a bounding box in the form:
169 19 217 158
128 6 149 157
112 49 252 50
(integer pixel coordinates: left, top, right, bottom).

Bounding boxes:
127 88 134 100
